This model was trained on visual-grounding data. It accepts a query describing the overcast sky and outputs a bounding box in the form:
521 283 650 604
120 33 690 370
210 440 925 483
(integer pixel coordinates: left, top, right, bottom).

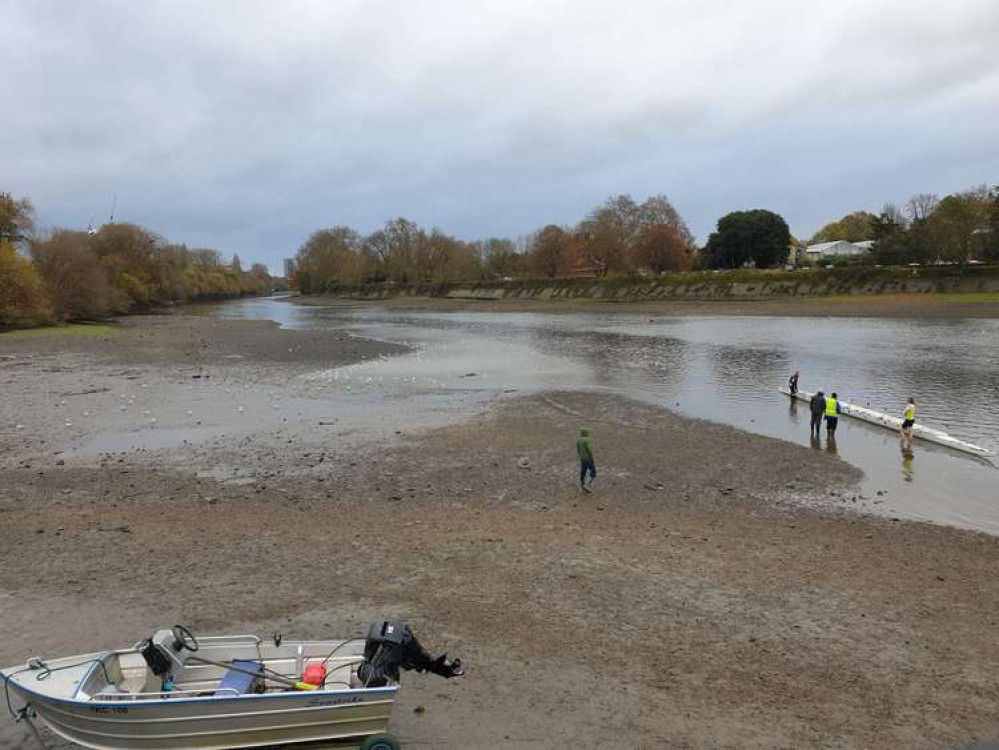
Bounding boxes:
3 0 998 272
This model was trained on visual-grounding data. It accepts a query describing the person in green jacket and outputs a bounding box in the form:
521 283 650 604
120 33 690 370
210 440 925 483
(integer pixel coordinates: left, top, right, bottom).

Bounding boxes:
576 428 596 492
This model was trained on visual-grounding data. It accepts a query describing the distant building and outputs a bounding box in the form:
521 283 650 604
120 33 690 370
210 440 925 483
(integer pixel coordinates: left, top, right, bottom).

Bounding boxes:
804 240 872 261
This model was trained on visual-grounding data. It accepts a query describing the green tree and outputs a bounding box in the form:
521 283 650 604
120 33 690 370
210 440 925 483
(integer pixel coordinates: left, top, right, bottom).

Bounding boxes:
987 187 999 261
928 186 992 262
703 210 791 269
871 203 909 265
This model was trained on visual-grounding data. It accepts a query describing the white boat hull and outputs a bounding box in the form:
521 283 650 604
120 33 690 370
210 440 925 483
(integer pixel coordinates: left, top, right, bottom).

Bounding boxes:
780 388 993 458
2 634 401 750
10 683 396 749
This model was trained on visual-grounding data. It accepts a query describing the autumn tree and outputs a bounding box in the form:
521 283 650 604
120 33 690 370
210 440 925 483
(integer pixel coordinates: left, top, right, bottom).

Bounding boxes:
0 241 52 329
530 225 573 278
295 227 365 292
633 223 695 273
474 238 525 279
808 211 878 244
632 195 696 273
0 193 35 243
577 195 640 276
30 231 118 319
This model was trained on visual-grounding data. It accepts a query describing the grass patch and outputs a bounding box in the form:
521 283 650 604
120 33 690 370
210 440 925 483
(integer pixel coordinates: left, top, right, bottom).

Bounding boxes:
926 292 999 303
815 292 999 305
0 323 117 339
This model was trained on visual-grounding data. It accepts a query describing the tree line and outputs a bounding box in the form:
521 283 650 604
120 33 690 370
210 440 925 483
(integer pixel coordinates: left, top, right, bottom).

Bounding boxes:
1 192 274 330
807 185 999 265
287 194 698 293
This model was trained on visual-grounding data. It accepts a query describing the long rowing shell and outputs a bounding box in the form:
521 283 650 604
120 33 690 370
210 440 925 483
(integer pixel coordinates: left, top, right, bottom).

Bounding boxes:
779 388 993 458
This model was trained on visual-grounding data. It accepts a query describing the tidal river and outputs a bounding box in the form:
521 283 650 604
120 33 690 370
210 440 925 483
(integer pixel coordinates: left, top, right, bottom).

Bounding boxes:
209 297 999 534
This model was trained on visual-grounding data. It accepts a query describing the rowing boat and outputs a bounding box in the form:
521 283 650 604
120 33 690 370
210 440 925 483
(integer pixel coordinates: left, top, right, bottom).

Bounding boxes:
779 388 993 458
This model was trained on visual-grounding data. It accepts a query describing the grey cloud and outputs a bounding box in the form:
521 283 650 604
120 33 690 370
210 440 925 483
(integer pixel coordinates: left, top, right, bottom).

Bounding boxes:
3 0 998 272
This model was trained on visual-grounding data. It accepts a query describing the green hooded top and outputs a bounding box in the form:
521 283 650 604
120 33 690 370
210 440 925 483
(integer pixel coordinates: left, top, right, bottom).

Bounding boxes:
576 429 593 462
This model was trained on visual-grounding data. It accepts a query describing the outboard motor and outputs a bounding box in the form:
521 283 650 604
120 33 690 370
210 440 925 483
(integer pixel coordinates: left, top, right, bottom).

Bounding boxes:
138 625 200 679
357 619 464 687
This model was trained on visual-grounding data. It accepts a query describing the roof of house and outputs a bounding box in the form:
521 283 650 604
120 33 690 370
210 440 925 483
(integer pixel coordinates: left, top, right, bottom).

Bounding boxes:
805 240 853 253
805 239 874 253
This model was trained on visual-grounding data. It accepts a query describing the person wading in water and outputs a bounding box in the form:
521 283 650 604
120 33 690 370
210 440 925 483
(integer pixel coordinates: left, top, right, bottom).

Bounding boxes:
825 392 843 435
809 390 826 438
576 428 596 493
789 370 800 397
900 396 916 450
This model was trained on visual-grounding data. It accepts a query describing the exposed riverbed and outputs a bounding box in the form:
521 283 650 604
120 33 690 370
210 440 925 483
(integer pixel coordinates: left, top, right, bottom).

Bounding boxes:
1 306 997 750
215 297 999 534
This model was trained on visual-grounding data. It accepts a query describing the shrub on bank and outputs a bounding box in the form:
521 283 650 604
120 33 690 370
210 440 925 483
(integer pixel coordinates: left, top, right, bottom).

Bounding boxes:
0 242 54 329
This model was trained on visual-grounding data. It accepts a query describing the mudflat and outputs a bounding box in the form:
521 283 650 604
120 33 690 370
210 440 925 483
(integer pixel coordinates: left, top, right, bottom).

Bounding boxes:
1 314 997 749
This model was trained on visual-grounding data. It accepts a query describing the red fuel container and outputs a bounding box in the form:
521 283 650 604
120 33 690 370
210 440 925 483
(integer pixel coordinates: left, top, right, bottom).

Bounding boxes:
302 662 327 686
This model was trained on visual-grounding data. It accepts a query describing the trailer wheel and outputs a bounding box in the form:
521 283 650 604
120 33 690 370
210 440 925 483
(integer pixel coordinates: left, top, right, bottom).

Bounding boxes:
360 734 402 750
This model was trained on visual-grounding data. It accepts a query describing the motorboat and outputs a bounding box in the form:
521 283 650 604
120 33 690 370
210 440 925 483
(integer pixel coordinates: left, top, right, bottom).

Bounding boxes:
1 620 463 750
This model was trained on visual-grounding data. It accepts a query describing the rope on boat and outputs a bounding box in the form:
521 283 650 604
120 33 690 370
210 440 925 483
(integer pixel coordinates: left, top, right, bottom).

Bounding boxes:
2 658 112 721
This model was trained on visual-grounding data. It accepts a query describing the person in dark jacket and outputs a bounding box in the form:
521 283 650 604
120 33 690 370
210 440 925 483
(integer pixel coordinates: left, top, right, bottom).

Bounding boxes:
576 428 596 492
789 370 800 396
809 390 826 437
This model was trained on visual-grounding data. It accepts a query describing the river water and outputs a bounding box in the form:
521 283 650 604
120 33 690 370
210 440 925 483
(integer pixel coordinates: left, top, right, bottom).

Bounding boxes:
210 298 999 534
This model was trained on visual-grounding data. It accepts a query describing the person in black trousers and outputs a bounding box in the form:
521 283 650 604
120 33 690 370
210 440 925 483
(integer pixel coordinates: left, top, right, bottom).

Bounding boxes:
809 390 825 438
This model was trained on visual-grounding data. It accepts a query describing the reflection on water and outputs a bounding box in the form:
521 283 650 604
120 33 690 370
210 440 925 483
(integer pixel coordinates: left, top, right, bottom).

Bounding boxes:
901 448 915 483
203 298 999 534
824 433 839 458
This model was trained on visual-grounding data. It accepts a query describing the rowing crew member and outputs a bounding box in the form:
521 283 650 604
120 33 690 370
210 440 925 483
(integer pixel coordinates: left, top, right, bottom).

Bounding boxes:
789 370 800 396
900 396 916 450
825 392 843 435
809 390 825 437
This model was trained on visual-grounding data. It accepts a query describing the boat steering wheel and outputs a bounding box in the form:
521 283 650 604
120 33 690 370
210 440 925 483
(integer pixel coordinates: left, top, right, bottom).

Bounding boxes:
171 624 200 652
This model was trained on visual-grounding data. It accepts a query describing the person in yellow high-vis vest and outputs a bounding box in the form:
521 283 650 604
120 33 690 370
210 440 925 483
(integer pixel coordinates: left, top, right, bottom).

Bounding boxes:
900 396 916 450
825 392 843 435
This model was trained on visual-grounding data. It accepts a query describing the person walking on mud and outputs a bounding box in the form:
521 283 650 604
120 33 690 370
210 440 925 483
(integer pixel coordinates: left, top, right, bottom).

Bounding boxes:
576 428 596 493
809 390 826 438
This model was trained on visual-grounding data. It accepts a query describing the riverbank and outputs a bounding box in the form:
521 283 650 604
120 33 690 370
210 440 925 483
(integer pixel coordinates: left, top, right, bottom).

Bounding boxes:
293 291 999 318
304 265 999 313
2 314 997 749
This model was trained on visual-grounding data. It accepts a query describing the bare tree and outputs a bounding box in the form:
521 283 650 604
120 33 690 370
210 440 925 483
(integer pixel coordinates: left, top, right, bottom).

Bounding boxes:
530 225 572 278
905 193 939 223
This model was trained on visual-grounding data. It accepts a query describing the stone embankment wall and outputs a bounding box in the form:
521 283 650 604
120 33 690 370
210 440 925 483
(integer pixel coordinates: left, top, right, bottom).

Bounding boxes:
315 266 999 302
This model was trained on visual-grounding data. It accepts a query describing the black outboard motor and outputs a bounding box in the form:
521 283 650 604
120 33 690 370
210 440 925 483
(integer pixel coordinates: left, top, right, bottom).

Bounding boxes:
357 619 464 687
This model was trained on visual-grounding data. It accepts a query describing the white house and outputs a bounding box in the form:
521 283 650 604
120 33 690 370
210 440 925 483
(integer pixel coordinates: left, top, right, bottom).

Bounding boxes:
804 240 872 261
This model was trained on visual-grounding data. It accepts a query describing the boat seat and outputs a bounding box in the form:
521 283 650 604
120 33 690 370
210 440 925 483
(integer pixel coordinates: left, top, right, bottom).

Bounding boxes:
216 660 264 696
